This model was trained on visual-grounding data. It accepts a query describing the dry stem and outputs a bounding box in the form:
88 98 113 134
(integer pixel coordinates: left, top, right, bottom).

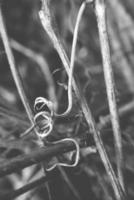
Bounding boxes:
0 9 34 127
0 135 92 177
95 0 124 190
39 1 125 199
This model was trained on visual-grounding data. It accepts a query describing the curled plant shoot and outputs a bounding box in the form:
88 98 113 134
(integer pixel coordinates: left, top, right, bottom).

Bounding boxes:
34 97 54 138
34 0 88 136
32 0 90 170
34 1 90 137
33 97 80 170
39 0 91 118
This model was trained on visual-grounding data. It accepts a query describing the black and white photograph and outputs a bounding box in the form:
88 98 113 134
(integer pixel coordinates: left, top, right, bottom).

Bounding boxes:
0 0 133 199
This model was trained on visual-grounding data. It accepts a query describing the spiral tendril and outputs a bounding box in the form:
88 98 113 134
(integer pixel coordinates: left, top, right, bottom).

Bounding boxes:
33 97 80 170
34 97 53 138
32 0 88 169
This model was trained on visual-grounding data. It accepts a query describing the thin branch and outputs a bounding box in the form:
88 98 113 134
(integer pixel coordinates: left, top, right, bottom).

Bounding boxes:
0 135 91 177
0 8 34 128
39 1 125 199
55 1 87 117
0 13 49 193
95 0 124 190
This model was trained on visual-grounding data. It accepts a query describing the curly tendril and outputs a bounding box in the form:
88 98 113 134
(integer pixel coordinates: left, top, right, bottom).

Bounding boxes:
33 97 80 170
39 0 89 118
46 138 80 171
34 97 54 138
32 0 90 169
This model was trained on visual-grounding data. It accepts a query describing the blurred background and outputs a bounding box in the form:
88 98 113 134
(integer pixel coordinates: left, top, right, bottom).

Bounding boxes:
0 0 134 199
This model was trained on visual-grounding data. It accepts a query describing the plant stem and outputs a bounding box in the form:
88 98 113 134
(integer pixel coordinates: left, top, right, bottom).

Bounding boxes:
0 10 53 199
39 1 126 199
0 135 90 177
95 0 124 190
0 8 34 127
